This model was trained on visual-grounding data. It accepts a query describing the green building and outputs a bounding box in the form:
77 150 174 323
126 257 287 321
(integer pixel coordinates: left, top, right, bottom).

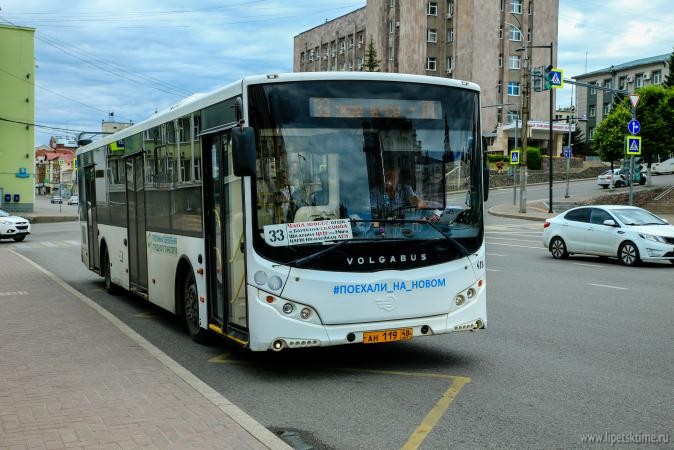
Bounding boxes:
0 24 35 213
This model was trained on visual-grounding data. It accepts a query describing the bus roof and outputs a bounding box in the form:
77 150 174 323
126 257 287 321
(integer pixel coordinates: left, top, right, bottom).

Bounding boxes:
76 72 480 156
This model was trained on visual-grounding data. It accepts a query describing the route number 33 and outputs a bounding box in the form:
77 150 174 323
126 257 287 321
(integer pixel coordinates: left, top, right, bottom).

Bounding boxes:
264 224 289 247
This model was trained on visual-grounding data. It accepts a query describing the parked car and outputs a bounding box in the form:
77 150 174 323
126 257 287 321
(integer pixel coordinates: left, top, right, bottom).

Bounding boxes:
67 195 79 205
0 209 31 242
653 157 674 175
596 168 646 188
543 205 674 266
50 195 63 204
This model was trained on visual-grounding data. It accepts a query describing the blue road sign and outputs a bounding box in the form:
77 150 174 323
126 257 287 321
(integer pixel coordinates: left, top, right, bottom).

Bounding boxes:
562 146 572 159
510 150 520 165
628 119 641 135
625 136 641 155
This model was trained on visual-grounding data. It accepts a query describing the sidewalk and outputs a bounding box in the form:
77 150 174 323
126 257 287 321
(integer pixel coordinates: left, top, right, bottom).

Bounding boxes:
0 248 291 450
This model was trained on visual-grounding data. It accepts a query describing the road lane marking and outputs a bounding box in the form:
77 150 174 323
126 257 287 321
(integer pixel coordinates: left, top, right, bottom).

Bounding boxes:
41 241 58 247
588 283 628 290
486 236 541 244
401 376 471 450
573 263 604 268
133 311 157 318
486 253 505 256
66 240 80 246
486 242 544 250
486 268 501 272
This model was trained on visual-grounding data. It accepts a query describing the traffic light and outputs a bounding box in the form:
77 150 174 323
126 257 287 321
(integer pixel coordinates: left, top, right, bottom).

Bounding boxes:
532 66 543 92
543 65 554 90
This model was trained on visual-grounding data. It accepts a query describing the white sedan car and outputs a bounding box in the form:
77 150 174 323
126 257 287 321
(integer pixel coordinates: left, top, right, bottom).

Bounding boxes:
543 205 674 266
0 209 31 242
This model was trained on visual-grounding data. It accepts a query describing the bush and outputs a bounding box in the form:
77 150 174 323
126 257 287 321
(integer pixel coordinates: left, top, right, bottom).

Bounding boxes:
487 154 508 163
527 147 542 170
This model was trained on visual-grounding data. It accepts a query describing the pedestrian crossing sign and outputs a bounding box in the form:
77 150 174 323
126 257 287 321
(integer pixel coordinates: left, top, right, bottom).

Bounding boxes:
625 136 641 155
510 150 520 165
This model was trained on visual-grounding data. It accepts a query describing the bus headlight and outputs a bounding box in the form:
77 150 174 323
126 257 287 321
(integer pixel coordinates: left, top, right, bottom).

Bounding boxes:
282 303 294 314
455 294 466 306
268 275 283 291
254 271 268 285
300 307 311 320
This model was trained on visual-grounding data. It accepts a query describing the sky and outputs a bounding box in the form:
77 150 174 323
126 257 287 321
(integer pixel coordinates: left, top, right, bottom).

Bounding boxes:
1 0 673 146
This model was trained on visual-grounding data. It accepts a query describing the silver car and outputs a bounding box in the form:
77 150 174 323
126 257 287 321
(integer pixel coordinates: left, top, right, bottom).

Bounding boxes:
543 205 674 266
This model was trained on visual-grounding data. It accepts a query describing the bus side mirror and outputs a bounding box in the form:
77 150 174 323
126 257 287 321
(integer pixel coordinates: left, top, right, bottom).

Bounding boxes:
232 127 257 177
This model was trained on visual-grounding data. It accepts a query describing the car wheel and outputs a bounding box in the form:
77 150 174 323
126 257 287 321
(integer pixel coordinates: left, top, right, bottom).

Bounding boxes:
184 270 208 343
13 235 26 242
614 181 624 188
639 177 646 185
601 185 608 189
618 241 640 266
549 237 569 259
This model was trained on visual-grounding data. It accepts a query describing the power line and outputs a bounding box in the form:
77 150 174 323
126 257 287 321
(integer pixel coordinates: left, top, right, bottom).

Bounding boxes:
0 116 99 134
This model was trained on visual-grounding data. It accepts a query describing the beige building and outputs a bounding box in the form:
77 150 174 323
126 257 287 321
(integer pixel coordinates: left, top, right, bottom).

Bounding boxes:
573 53 670 141
294 0 559 145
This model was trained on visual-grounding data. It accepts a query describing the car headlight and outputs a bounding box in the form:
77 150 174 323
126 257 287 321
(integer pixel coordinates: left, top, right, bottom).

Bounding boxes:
0 220 11 225
638 233 665 243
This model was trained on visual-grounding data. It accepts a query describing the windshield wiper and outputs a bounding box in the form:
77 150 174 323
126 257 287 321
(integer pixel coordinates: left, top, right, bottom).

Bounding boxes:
279 238 370 268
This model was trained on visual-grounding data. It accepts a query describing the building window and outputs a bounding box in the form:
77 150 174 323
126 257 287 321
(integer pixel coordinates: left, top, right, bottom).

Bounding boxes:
635 73 644 87
390 0 395 7
426 57 437 71
499 25 503 39
427 2 438 15
300 52 305 64
618 76 627 90
446 56 454 71
529 1 534 15
428 29 437 43
507 81 520 96
447 28 454 42
604 79 612 89
309 50 314 62
527 29 532 42
507 110 519 124
603 103 612 115
589 127 595 140
509 25 522 41
498 53 503 68
447 0 454 17
348 35 354 48
388 46 393 61
589 105 596 117
590 83 597 95
508 55 520 69
389 20 394 33
652 70 662 84
510 0 523 14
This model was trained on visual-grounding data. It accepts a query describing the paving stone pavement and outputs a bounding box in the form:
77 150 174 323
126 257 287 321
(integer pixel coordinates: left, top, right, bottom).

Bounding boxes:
0 249 290 450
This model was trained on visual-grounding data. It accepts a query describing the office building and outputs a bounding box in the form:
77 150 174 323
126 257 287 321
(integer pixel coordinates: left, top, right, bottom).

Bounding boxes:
294 0 559 147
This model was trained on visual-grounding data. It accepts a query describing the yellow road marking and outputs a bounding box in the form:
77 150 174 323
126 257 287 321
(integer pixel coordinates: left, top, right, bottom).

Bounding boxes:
133 311 156 318
401 376 471 450
208 354 470 448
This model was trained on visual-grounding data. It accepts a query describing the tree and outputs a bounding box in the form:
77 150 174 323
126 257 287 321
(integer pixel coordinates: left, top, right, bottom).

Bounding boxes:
664 47 674 88
592 103 630 169
634 85 674 167
363 40 380 72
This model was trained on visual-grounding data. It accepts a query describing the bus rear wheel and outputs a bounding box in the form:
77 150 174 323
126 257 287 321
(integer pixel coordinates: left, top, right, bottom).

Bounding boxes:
102 248 119 295
184 271 208 343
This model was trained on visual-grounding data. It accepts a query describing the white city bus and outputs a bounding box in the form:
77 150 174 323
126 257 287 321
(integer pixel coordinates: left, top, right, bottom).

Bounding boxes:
76 72 488 351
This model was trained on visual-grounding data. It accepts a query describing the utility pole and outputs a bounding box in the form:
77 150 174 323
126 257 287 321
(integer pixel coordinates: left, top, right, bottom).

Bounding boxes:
518 47 530 214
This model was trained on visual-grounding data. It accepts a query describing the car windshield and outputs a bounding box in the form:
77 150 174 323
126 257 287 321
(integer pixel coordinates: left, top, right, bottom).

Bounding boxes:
0 210 8 217
612 208 667 226
247 80 483 270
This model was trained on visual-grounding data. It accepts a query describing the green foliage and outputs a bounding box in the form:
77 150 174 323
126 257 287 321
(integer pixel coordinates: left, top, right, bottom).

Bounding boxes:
592 103 631 163
635 85 674 163
487 154 508 162
527 147 541 170
364 40 380 72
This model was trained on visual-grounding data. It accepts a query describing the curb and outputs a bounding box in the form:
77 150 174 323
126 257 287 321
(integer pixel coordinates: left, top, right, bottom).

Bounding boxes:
26 216 79 223
487 206 549 222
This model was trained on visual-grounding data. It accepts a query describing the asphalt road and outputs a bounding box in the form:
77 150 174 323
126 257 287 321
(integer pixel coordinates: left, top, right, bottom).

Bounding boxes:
6 178 673 449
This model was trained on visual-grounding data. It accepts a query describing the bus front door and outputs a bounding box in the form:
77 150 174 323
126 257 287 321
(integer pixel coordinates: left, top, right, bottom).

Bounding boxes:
125 154 148 293
203 131 247 338
83 165 98 271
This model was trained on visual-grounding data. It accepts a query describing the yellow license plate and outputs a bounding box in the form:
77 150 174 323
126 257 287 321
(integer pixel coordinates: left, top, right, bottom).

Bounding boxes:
363 327 413 344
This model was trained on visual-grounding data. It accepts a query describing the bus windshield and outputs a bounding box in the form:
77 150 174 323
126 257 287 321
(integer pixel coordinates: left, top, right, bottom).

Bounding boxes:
248 80 483 271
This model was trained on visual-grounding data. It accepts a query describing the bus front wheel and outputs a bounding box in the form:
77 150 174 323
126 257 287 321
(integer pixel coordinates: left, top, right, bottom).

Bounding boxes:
183 271 208 343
